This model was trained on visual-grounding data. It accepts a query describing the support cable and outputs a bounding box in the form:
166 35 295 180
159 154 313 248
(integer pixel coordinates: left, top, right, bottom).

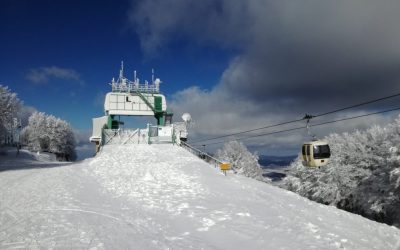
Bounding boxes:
190 91 400 144
192 106 400 147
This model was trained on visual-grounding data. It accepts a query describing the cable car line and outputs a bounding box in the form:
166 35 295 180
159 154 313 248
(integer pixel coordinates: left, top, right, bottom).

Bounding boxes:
191 106 400 147
190 91 400 144
313 92 400 117
189 118 305 144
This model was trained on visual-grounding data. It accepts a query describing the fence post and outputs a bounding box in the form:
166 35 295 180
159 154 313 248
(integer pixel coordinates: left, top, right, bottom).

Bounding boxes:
172 125 176 145
147 123 151 145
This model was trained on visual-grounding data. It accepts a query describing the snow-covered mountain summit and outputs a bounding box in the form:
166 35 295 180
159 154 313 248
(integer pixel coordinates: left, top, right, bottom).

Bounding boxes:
1 144 400 249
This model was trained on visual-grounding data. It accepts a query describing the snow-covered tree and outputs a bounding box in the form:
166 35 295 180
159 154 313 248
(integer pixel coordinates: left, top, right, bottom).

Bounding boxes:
18 105 37 128
0 85 21 144
216 140 263 180
23 112 77 161
24 112 48 151
48 116 76 161
282 116 400 227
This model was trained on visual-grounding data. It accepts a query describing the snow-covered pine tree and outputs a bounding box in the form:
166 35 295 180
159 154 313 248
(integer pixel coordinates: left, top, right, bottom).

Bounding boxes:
216 140 263 180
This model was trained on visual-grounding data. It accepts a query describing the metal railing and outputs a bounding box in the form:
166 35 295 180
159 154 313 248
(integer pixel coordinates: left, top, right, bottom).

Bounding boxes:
180 141 229 175
101 126 175 146
102 129 146 145
111 83 159 94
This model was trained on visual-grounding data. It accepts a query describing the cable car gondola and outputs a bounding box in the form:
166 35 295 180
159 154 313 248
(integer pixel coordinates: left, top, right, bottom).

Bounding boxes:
301 114 331 167
301 140 331 167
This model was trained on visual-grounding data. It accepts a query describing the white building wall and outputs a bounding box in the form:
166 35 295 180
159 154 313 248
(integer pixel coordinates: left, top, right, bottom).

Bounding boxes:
104 92 167 116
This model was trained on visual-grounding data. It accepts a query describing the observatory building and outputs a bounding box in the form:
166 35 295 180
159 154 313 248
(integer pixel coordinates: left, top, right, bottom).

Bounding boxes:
89 62 189 152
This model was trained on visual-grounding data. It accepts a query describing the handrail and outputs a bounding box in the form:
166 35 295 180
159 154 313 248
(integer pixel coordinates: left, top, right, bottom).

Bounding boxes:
121 129 139 145
181 141 222 163
111 83 159 94
135 90 157 113
103 128 143 145
180 141 230 175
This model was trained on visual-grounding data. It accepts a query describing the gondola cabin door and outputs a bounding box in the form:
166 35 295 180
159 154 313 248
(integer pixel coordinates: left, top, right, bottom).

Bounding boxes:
302 144 311 165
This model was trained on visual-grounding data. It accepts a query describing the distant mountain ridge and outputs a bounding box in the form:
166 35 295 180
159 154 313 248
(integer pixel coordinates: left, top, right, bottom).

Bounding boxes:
258 155 296 168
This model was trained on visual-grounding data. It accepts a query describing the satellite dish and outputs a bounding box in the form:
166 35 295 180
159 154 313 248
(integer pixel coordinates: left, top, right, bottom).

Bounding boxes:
182 113 192 123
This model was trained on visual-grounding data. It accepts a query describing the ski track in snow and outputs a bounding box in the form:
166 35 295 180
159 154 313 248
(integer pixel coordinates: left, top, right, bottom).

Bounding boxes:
0 145 400 249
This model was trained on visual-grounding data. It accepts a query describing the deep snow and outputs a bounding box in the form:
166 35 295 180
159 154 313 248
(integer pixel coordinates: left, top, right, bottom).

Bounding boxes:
1 145 400 249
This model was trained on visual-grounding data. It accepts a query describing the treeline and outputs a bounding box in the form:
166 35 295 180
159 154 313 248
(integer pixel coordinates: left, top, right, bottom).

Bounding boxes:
0 85 21 144
0 85 76 161
282 116 400 227
21 112 76 161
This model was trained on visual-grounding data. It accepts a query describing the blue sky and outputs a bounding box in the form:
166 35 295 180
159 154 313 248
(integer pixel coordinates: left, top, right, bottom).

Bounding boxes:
0 0 231 129
2 0 400 157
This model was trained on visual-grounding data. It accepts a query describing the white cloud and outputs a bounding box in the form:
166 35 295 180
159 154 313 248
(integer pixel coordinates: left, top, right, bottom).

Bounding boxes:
170 85 398 154
131 0 400 154
26 66 83 85
73 129 92 145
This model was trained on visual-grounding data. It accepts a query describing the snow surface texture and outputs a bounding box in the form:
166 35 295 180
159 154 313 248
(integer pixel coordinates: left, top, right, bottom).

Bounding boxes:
1 145 400 249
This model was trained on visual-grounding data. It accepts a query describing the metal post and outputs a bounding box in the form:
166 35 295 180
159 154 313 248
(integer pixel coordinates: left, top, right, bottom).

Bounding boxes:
147 123 151 144
172 125 176 145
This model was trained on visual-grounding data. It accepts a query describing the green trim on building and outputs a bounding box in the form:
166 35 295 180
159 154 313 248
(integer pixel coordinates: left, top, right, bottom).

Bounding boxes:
154 96 162 112
107 115 113 129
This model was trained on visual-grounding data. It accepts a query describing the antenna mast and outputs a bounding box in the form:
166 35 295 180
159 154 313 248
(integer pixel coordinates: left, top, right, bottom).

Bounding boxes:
119 61 124 79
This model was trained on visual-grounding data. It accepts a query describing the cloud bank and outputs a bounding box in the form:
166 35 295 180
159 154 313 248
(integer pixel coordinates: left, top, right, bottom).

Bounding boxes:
130 0 400 154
